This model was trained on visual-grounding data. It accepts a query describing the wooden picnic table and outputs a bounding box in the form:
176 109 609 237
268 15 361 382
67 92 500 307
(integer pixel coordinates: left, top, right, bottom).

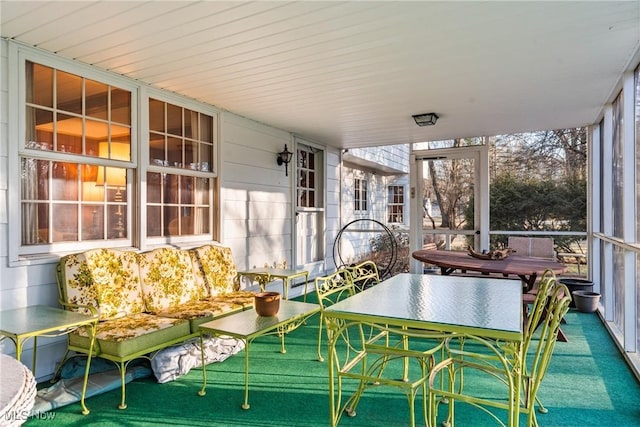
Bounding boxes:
411 249 567 292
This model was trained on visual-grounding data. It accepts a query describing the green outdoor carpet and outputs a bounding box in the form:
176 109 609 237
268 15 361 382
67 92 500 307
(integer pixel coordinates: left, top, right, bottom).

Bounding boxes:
23 297 640 427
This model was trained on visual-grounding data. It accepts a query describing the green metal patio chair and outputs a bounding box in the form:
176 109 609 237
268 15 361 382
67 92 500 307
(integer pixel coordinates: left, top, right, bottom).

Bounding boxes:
314 269 358 362
346 260 380 292
428 271 571 427
326 319 451 427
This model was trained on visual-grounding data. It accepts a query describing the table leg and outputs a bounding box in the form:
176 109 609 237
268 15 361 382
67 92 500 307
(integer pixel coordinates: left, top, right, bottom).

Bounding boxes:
79 322 97 415
242 341 251 410
303 273 309 302
519 273 537 293
439 267 456 275
31 337 37 376
198 333 207 397
277 326 287 354
328 333 337 427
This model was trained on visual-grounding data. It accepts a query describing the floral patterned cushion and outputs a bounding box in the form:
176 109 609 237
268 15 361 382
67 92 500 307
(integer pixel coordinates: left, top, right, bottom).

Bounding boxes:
156 299 241 320
211 291 256 307
74 312 185 342
190 244 240 297
69 312 191 358
138 247 207 314
60 248 145 320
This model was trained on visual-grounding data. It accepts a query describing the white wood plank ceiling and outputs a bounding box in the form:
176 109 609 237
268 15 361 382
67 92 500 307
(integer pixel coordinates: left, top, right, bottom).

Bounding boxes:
2 1 639 149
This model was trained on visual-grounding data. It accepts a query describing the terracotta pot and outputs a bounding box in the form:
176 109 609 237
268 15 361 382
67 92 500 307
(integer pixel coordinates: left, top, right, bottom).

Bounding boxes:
254 292 281 316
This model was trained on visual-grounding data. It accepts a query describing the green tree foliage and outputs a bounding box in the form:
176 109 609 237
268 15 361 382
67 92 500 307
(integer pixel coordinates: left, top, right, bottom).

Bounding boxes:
464 173 586 252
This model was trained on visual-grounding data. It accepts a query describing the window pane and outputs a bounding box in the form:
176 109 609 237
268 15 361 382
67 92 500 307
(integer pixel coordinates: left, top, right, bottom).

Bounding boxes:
55 113 82 153
111 88 131 125
165 206 179 236
81 204 104 240
147 206 162 236
195 178 209 204
85 118 109 149
167 137 182 167
166 103 182 136
181 175 194 204
164 174 179 204
22 203 49 245
149 133 165 165
184 108 195 139
185 140 197 167
52 204 78 242
200 143 212 171
27 61 53 107
85 79 108 120
147 172 162 203
52 162 78 200
107 204 126 238
81 180 103 202
194 207 210 234
200 113 213 142
56 69 82 114
27 107 53 149
149 99 165 132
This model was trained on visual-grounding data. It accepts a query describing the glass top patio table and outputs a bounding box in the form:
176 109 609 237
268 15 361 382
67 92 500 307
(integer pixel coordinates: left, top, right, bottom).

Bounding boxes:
325 273 523 343
323 273 524 426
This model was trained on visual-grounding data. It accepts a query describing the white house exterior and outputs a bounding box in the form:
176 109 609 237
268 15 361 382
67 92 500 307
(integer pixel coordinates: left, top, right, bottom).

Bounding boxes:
337 145 410 267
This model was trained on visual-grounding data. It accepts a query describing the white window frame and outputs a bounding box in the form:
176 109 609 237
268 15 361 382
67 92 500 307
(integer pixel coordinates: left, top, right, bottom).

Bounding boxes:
7 43 220 265
8 45 139 265
354 177 368 213
387 184 405 224
140 88 219 248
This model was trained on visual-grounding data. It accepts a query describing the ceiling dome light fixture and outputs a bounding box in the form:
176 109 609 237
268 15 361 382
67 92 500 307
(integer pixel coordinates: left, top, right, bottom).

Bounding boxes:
412 112 439 126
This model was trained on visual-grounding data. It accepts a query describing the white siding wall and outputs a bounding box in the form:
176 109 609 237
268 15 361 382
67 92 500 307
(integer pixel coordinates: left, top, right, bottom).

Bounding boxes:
220 112 294 271
347 145 410 174
325 148 341 272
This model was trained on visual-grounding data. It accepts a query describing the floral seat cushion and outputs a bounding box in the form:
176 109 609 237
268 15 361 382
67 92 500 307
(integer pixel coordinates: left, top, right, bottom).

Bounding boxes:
69 313 190 358
139 248 208 314
155 298 248 331
60 248 145 320
190 244 240 297
211 290 256 307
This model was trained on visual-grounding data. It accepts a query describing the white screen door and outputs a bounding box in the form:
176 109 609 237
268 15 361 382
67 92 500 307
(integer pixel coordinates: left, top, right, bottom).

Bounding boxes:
295 142 324 273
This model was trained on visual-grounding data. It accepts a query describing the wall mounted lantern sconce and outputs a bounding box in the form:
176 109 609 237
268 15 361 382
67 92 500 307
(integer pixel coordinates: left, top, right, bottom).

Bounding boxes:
412 112 439 126
277 144 293 176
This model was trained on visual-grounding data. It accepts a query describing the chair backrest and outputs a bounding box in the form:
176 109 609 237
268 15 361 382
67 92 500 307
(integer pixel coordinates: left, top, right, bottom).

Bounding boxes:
347 260 380 292
314 269 356 309
508 236 556 260
56 248 146 320
522 270 571 411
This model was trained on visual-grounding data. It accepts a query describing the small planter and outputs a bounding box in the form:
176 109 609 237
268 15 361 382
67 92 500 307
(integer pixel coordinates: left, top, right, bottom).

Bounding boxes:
559 278 594 308
254 292 281 316
423 266 439 275
572 290 600 313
